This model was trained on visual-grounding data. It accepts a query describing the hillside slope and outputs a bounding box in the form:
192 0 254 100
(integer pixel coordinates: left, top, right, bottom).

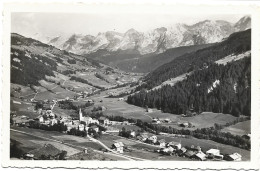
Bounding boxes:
138 29 251 90
128 56 251 117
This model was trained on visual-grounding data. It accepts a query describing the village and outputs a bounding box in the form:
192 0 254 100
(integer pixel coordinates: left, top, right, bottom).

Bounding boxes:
10 95 244 161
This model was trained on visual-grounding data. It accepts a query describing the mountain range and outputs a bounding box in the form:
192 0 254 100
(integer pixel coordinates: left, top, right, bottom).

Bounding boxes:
47 16 251 56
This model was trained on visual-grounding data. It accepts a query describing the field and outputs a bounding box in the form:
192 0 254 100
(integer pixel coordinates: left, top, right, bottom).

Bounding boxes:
75 72 112 88
109 125 141 131
159 112 238 130
221 120 251 136
91 95 239 130
10 128 121 160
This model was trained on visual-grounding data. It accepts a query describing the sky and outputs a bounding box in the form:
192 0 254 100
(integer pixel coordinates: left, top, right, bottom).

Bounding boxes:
11 12 246 39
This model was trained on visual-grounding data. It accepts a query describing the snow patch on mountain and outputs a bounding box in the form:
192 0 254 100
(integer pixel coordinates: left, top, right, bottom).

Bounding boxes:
45 15 251 56
208 79 220 93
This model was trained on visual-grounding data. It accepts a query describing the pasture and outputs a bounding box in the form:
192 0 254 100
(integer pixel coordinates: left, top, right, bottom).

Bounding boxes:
221 120 251 136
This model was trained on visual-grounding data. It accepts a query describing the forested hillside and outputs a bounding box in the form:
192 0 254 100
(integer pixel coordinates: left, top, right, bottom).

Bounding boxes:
127 56 251 117
137 29 251 90
11 33 91 86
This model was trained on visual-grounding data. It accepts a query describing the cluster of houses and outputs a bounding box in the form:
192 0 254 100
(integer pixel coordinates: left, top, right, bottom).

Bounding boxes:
118 132 242 161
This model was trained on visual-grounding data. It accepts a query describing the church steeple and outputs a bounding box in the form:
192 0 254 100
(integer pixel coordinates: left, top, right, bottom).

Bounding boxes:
79 108 83 121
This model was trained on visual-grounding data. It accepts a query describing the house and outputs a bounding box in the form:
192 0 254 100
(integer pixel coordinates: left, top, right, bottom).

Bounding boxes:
167 142 182 150
157 139 166 148
129 131 136 138
122 121 130 125
177 147 187 156
23 153 34 160
152 118 160 124
89 125 99 132
164 118 171 123
118 98 124 101
161 146 175 155
147 135 157 144
137 134 148 142
112 142 124 153
179 122 189 128
78 124 85 131
213 154 224 160
193 151 207 161
35 116 44 123
224 153 242 161
98 117 110 126
49 118 58 126
91 119 100 125
190 145 201 152
12 116 30 126
146 108 153 113
184 150 196 158
206 149 220 159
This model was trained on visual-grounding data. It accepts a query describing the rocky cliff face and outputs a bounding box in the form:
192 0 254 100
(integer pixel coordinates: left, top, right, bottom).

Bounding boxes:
47 16 251 55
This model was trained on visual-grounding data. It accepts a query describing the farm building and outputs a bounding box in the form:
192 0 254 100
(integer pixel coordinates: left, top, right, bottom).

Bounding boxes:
164 118 171 123
152 118 160 124
137 134 149 142
179 122 189 128
112 142 124 153
89 125 99 132
78 124 85 131
167 142 182 150
146 108 153 113
184 150 196 158
206 149 223 159
177 147 187 156
190 145 202 152
129 131 136 138
35 115 44 123
193 151 207 161
147 135 158 144
156 139 166 148
12 116 30 126
161 146 175 155
224 153 242 161
98 117 110 126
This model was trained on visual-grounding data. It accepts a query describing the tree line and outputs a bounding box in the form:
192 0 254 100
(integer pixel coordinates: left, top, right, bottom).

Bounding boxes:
128 57 251 117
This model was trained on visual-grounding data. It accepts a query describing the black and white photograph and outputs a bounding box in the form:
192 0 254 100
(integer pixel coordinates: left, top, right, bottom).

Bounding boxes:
2 0 260 169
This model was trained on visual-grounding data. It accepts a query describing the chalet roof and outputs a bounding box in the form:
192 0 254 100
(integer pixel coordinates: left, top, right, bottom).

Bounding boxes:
180 147 187 153
195 151 206 159
185 150 196 157
206 149 220 155
113 142 124 148
229 153 242 160
29 144 61 159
